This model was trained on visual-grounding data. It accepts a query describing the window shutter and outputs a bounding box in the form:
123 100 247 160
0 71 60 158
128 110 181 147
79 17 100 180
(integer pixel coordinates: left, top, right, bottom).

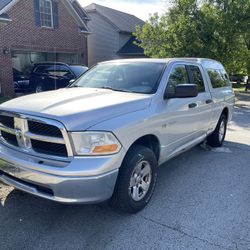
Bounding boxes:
34 0 41 27
52 1 59 29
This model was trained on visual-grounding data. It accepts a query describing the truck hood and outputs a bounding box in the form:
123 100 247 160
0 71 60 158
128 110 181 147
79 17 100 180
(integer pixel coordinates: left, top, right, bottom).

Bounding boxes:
1 88 152 131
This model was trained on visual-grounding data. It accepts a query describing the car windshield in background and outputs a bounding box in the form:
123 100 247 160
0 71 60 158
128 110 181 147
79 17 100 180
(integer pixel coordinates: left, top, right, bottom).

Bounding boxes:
70 66 88 78
70 62 166 94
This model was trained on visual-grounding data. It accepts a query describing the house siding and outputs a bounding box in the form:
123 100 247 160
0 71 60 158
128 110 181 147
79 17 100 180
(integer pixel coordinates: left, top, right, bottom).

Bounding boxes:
87 12 119 66
0 0 88 96
119 33 130 49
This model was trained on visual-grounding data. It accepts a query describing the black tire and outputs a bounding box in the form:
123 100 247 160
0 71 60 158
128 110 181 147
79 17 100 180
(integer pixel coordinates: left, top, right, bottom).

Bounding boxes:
111 145 158 213
35 83 45 93
207 114 227 147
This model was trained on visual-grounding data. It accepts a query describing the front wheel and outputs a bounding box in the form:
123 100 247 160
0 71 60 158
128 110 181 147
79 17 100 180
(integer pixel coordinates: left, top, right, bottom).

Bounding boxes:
111 145 158 213
207 114 227 147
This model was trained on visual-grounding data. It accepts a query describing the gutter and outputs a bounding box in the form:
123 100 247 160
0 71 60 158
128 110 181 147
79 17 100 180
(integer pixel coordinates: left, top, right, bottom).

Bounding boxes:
80 29 92 34
0 16 12 24
63 0 91 34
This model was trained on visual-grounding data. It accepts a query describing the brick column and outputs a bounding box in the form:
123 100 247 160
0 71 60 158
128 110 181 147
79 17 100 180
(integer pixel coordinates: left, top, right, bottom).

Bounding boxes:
0 51 15 97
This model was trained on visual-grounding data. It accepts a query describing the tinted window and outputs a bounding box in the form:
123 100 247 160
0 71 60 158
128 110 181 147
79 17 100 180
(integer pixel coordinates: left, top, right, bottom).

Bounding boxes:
34 65 73 77
71 62 165 94
189 66 205 92
70 66 88 78
207 69 230 88
167 65 189 94
34 65 54 73
56 66 73 77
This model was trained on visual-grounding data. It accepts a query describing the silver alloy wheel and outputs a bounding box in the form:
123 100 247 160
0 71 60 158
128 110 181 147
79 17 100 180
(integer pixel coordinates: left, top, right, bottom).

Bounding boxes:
129 160 152 202
219 120 225 142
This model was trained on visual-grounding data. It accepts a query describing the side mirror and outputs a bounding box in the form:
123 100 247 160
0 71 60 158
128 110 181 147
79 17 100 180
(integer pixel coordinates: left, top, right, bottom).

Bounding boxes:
69 79 76 84
165 84 198 99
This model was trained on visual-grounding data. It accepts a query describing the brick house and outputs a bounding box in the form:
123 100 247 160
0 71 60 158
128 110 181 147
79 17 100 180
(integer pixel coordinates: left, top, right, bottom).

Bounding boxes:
0 0 90 97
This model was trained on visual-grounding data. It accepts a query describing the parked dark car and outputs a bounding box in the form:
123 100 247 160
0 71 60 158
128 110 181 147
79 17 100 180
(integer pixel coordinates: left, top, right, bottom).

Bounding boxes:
13 68 30 93
29 62 88 93
229 74 247 84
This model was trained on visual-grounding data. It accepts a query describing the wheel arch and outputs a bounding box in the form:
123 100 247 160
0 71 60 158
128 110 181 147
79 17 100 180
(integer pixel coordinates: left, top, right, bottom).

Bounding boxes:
125 134 161 162
221 107 229 121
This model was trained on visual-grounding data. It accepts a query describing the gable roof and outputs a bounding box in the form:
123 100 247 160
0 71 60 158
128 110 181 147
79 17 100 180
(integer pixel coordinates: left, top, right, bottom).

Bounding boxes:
69 0 90 22
63 0 91 33
84 3 144 33
0 0 17 22
117 36 144 55
0 0 91 33
0 0 13 11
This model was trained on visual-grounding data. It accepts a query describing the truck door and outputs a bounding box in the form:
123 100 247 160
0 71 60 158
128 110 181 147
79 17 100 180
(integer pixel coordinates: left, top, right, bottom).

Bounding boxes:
160 63 212 157
186 64 213 136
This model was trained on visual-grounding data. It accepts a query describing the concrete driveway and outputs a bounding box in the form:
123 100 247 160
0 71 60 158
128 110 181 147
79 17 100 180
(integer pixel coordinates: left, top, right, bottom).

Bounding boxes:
0 93 249 250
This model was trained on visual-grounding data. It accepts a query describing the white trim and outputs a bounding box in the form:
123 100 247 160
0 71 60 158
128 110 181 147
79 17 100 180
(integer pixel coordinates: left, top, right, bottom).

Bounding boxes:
62 0 90 34
80 29 91 34
0 17 12 23
0 0 20 15
0 0 90 33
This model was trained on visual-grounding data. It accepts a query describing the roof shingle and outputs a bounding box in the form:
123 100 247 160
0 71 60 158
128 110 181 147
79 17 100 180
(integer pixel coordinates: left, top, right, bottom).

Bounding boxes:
70 0 90 21
117 36 144 55
85 3 144 33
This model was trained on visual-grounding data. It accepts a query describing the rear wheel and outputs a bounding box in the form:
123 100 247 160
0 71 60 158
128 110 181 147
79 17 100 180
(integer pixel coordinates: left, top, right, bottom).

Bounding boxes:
207 114 227 147
111 145 158 213
35 83 45 93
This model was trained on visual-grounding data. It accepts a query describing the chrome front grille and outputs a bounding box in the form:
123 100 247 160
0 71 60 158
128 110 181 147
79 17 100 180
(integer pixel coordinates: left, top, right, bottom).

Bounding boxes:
0 112 72 160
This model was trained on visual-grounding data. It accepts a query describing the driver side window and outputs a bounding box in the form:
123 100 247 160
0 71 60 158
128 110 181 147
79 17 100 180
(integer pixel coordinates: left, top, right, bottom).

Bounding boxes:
167 65 189 94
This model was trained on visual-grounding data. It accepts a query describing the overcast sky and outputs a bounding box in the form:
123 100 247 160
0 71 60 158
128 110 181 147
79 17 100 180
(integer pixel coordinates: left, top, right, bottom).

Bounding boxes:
78 0 168 21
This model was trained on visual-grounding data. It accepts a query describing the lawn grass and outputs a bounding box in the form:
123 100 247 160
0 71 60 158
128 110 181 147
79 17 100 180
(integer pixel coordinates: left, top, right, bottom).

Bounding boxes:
232 82 247 92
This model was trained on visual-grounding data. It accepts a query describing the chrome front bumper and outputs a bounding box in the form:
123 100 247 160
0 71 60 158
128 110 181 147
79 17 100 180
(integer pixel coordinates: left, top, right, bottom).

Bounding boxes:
0 143 125 203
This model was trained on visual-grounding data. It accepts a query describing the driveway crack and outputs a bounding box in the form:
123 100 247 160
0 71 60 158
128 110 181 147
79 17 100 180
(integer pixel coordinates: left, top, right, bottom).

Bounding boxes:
142 216 232 250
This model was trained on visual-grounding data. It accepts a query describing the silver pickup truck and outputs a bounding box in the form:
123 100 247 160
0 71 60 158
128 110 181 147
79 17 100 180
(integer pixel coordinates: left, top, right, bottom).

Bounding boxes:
0 58 234 213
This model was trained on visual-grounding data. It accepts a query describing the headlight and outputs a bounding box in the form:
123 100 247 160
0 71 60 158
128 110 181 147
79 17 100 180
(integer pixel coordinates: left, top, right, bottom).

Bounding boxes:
70 132 122 156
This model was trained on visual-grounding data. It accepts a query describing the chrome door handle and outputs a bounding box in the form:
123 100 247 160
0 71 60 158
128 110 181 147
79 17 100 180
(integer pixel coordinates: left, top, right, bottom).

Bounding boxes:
205 99 213 104
188 103 197 109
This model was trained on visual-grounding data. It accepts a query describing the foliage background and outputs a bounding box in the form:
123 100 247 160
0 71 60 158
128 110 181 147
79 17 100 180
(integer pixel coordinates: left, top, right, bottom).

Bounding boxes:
134 0 250 75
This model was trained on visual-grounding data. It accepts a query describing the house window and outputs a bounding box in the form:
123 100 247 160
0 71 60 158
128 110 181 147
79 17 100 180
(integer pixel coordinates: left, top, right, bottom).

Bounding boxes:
39 0 53 28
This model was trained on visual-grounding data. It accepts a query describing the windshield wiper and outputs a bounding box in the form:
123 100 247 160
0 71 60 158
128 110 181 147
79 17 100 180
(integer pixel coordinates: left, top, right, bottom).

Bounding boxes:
69 85 80 88
68 85 132 93
99 86 133 93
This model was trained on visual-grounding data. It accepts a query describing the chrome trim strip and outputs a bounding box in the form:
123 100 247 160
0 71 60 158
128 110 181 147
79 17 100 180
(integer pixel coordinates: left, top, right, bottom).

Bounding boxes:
0 123 15 134
14 117 31 149
61 129 73 157
0 110 73 160
24 132 65 144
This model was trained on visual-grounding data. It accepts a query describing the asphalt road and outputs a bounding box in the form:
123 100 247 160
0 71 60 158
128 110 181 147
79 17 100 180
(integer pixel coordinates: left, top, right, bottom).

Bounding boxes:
0 93 250 250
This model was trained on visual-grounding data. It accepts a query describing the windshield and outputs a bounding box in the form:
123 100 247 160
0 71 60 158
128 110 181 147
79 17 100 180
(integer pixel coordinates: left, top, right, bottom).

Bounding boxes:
70 62 166 94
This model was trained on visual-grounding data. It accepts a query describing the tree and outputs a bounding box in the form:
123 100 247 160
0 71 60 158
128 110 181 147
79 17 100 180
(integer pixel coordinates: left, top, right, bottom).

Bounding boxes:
134 0 250 75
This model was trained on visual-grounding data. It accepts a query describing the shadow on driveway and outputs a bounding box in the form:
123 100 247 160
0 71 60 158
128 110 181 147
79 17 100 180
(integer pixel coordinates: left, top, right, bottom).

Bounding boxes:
0 141 249 249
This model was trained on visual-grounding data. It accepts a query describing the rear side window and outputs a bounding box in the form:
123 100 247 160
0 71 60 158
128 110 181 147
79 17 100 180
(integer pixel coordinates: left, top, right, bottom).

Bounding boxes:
167 65 189 94
207 69 230 88
188 65 205 92
34 65 73 77
34 65 52 73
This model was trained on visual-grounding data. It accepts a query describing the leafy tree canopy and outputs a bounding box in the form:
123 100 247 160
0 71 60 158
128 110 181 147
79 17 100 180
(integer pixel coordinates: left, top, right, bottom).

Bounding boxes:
134 0 250 75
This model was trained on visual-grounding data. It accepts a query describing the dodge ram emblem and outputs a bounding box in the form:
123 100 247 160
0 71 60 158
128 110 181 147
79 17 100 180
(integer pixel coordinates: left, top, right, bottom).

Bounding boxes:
15 128 23 140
